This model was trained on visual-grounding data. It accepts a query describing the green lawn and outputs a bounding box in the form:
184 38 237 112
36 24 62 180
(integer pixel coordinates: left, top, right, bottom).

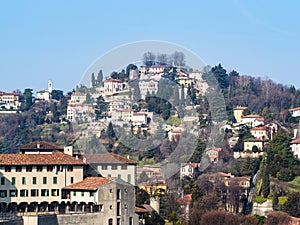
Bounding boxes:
288 176 300 192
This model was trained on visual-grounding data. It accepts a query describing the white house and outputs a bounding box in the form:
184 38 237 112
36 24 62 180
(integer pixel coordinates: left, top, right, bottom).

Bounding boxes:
250 126 268 140
104 78 125 93
0 91 20 110
289 107 300 117
69 92 86 104
36 80 53 101
290 139 300 159
180 163 200 179
241 114 264 127
139 79 159 99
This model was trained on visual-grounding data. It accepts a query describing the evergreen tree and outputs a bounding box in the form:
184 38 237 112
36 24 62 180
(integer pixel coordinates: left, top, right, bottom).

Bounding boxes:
21 88 33 111
272 192 279 210
97 69 103 87
173 86 179 107
91 73 96 87
262 166 270 198
94 96 107 120
107 122 115 139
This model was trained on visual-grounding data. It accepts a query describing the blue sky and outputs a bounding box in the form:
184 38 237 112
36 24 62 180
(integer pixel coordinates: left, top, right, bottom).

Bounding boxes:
1 0 300 93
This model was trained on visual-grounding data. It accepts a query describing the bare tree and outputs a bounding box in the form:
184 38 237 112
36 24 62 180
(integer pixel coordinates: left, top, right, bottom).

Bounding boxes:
170 51 185 66
142 52 156 66
156 53 169 65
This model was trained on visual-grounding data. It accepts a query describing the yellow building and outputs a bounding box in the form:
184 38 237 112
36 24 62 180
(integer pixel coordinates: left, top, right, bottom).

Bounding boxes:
233 106 247 123
139 182 167 196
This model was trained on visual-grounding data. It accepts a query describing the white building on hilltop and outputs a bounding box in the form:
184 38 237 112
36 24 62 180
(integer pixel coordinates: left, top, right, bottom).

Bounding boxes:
0 91 20 110
36 80 53 101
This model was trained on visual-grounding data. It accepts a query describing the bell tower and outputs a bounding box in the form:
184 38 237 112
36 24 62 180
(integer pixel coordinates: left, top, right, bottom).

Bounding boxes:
48 80 53 94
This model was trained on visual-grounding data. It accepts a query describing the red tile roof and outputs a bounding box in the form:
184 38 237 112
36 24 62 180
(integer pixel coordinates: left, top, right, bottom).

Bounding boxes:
242 114 261 118
289 107 300 112
234 106 247 110
176 194 192 205
104 78 122 83
290 138 300 144
0 152 85 165
63 177 114 190
181 163 200 168
251 126 266 131
19 141 63 150
82 153 137 165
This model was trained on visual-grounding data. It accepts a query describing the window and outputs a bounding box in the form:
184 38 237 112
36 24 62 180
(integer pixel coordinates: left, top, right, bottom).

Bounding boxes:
118 174 121 179
108 218 113 225
31 189 38 197
26 166 32 172
47 165 53 172
117 202 121 216
5 166 11 172
90 191 94 197
117 218 120 225
22 177 26 185
41 189 49 197
102 165 107 170
53 177 57 184
11 177 15 185
121 165 127 170
10 190 17 197
37 166 43 172
67 166 73 172
73 191 76 196
129 217 133 225
32 177 37 185
51 189 59 196
111 165 117 170
127 174 131 183
81 192 84 197
20 189 28 197
70 177 74 184
0 177 5 185
108 174 111 177
16 166 22 172
117 189 121 200
43 177 47 184
0 190 7 198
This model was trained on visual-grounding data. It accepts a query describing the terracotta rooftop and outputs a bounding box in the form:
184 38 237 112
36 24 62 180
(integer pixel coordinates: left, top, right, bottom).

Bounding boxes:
291 138 300 144
181 162 200 168
0 91 20 96
234 106 247 110
104 78 122 83
205 147 223 152
82 153 137 165
0 152 85 165
242 114 261 118
251 126 266 131
289 107 300 112
176 194 192 205
63 177 114 191
19 141 63 150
